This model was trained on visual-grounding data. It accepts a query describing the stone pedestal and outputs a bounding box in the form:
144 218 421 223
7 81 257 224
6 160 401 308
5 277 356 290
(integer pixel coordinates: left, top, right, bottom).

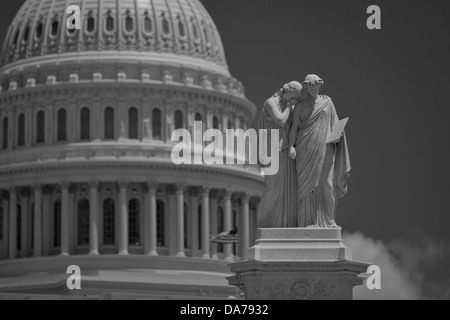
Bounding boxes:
227 228 370 300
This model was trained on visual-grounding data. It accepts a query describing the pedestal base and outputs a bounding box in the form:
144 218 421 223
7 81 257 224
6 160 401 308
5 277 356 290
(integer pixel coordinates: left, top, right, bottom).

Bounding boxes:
227 228 370 300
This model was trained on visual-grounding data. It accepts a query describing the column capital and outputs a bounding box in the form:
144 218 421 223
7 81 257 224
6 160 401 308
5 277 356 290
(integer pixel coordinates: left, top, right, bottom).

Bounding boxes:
176 184 185 194
89 180 99 189
8 186 17 195
59 181 70 191
147 182 158 194
20 187 31 198
242 193 251 204
223 189 233 200
33 184 42 193
119 181 128 190
201 187 210 197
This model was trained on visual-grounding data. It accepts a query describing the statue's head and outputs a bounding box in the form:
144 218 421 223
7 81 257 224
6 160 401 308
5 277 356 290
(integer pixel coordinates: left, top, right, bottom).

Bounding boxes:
281 81 303 103
303 74 324 98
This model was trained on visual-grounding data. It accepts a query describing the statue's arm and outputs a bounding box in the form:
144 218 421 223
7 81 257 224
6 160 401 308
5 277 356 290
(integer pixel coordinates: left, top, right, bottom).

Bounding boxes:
288 104 301 148
264 98 290 127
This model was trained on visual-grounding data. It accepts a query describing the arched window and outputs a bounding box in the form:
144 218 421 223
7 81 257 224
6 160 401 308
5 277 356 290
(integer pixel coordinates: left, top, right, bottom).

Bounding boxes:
106 15 114 32
213 116 219 129
80 108 90 141
156 200 165 247
57 109 67 142
128 199 140 245
51 20 59 36
174 110 183 130
152 108 162 140
18 113 25 146
144 16 153 33
53 200 61 247
36 23 43 39
104 107 115 140
162 16 170 35
87 16 95 32
2 117 8 149
178 20 186 37
103 199 115 245
125 15 134 32
36 111 45 144
195 113 202 122
0 205 4 241
77 199 90 246
128 107 138 140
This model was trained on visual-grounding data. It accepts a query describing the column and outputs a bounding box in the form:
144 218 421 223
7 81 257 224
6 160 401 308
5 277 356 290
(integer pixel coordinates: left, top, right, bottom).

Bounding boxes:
223 190 233 261
8 187 17 259
118 182 129 255
176 184 185 257
210 191 219 260
145 183 158 256
189 188 199 258
239 194 250 261
1 192 9 259
168 187 176 256
60 182 70 256
201 187 210 259
253 198 261 246
42 187 51 256
21 189 29 258
33 185 42 257
89 181 99 255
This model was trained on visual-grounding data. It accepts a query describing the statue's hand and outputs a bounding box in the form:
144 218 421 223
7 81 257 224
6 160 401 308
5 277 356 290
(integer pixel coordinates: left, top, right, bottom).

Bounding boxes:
289 147 296 159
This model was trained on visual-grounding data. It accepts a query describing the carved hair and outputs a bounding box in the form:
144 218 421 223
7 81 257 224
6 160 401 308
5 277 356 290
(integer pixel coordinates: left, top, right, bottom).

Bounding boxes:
275 81 303 98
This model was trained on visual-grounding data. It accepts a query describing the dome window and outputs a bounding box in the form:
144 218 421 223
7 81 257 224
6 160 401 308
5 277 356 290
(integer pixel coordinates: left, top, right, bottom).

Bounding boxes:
36 111 45 144
51 20 59 36
125 11 134 32
87 16 95 32
152 108 162 140
104 107 115 140
35 23 43 40
162 13 170 35
128 107 139 140
177 16 186 37
80 108 90 141
213 116 219 130
144 15 153 33
175 110 184 130
57 109 67 142
106 11 115 32
18 113 25 147
2 117 8 149
103 199 116 245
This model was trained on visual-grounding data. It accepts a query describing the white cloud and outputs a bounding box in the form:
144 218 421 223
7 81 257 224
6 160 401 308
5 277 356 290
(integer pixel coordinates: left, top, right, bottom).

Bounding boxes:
343 231 450 300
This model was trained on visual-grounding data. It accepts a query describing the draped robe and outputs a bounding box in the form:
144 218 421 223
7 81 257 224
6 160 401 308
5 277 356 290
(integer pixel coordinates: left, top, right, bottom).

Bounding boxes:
258 95 298 228
293 96 350 228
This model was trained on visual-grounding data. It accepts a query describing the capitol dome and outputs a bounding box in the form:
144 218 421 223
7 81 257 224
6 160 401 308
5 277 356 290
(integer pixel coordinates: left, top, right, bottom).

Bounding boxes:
0 0 263 300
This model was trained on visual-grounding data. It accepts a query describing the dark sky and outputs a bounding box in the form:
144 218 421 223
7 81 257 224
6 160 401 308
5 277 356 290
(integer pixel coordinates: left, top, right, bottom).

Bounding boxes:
1 1 449 246
199 0 450 246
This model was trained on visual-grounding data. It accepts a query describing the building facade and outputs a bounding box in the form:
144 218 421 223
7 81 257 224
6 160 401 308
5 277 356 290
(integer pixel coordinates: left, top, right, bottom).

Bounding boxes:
0 0 264 299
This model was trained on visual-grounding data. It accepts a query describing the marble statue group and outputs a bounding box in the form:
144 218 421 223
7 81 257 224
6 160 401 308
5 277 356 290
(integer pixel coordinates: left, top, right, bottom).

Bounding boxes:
258 75 351 229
